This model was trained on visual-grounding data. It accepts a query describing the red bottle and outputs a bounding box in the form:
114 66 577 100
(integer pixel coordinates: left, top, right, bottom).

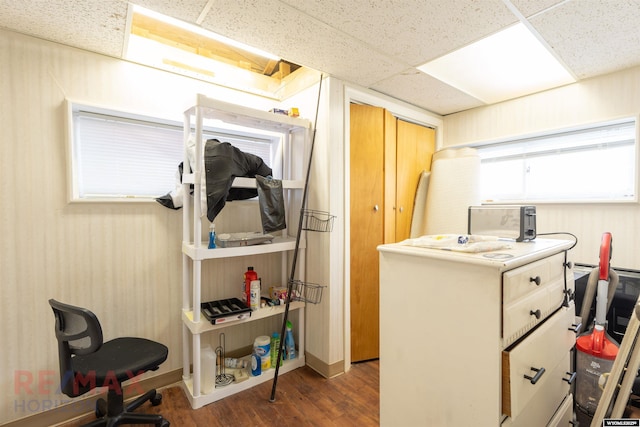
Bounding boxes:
243 267 258 306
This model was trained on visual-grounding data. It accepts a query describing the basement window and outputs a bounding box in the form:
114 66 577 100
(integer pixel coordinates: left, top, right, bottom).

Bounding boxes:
476 118 637 203
66 101 278 202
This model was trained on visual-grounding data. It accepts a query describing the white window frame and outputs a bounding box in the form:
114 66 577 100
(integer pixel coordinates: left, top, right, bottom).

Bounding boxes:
473 117 639 204
65 100 282 202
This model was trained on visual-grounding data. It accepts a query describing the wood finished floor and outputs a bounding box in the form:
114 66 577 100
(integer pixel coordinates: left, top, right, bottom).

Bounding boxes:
59 360 379 427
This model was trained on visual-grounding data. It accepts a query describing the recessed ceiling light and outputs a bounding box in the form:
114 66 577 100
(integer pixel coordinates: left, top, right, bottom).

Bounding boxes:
417 23 576 104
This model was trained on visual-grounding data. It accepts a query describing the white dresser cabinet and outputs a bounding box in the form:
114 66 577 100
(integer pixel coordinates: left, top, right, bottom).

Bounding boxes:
378 239 576 426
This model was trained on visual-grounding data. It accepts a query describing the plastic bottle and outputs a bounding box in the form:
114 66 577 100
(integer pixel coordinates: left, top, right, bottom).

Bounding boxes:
200 344 216 394
208 223 216 249
243 267 258 305
254 335 271 370
250 279 261 311
270 332 283 367
251 352 261 376
285 320 296 360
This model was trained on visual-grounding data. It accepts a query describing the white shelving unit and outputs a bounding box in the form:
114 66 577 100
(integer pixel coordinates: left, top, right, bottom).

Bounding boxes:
180 94 312 409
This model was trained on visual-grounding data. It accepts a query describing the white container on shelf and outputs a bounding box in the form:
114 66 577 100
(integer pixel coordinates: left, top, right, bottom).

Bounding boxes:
254 335 271 371
200 344 216 394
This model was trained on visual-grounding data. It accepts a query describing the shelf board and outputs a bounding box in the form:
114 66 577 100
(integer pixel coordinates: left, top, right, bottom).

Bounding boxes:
186 94 312 133
181 355 306 409
182 301 305 334
230 177 304 189
232 177 304 190
183 236 305 260
181 175 304 189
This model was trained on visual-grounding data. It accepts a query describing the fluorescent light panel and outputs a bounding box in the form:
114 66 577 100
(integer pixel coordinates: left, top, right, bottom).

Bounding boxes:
417 23 575 104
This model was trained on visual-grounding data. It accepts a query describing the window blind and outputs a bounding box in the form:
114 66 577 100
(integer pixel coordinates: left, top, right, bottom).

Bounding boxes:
477 119 636 202
75 112 183 198
72 109 276 200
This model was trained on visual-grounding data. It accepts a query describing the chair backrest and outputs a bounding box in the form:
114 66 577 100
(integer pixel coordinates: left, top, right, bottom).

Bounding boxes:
49 299 104 397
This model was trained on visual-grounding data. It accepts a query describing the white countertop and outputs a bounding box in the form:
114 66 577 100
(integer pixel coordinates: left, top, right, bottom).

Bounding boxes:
378 237 575 270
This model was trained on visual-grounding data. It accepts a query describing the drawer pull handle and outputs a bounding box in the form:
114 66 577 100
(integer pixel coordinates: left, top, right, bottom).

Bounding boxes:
524 367 545 384
530 276 541 286
570 322 582 334
530 309 541 319
564 288 575 302
563 371 577 384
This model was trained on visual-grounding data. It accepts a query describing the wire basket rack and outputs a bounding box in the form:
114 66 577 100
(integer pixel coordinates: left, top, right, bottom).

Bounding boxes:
301 209 336 233
289 279 325 304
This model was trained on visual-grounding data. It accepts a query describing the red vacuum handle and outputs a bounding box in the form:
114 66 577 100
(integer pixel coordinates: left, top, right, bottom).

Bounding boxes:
599 232 612 281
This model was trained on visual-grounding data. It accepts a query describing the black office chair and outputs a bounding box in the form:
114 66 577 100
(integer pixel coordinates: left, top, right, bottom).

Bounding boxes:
49 299 170 427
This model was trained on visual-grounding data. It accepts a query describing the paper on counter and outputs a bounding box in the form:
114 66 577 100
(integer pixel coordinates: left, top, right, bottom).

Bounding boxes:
400 234 513 253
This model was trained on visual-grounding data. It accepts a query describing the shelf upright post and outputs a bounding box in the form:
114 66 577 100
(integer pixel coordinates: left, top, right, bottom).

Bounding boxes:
182 109 193 382
281 130 292 285
191 105 205 398
193 105 203 323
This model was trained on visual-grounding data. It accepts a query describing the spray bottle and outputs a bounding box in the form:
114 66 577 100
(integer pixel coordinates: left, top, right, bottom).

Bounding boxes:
208 223 216 249
270 332 282 367
285 320 296 360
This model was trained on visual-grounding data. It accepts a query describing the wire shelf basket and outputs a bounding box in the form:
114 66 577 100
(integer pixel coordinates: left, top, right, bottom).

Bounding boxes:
301 209 336 232
290 279 325 304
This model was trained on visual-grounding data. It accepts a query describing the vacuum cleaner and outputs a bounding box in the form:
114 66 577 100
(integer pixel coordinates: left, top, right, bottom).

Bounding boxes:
575 232 620 424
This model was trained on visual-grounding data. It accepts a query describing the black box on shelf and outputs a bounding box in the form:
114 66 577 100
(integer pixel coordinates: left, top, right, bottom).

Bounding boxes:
201 298 252 325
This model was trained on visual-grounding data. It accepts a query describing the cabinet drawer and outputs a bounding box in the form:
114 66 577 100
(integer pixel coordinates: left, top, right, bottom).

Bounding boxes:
502 390 574 427
503 278 565 345
503 253 565 305
502 307 575 420
548 394 573 427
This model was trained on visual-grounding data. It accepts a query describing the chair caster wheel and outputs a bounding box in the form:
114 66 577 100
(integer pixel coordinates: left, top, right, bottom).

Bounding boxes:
160 420 170 427
151 392 162 406
95 398 107 418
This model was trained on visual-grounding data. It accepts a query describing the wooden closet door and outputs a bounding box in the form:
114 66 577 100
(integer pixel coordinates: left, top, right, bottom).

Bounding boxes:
349 103 385 362
395 120 435 242
349 106 434 362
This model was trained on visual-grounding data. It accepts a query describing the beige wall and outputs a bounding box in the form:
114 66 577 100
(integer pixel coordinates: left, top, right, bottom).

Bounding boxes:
280 79 338 368
443 66 640 269
0 28 326 424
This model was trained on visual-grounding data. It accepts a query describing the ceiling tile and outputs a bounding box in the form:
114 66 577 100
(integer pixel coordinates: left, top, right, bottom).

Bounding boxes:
200 0 407 86
509 0 566 17
0 0 128 57
127 0 210 23
371 69 486 115
278 0 519 66
530 0 640 78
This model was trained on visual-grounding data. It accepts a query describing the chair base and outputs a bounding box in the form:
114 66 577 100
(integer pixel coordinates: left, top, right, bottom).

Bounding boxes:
82 388 169 427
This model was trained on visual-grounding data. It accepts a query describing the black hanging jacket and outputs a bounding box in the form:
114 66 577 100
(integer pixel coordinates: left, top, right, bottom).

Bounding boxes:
204 139 272 222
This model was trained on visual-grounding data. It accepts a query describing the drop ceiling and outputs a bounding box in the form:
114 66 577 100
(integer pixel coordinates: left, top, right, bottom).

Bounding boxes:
1 0 639 115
